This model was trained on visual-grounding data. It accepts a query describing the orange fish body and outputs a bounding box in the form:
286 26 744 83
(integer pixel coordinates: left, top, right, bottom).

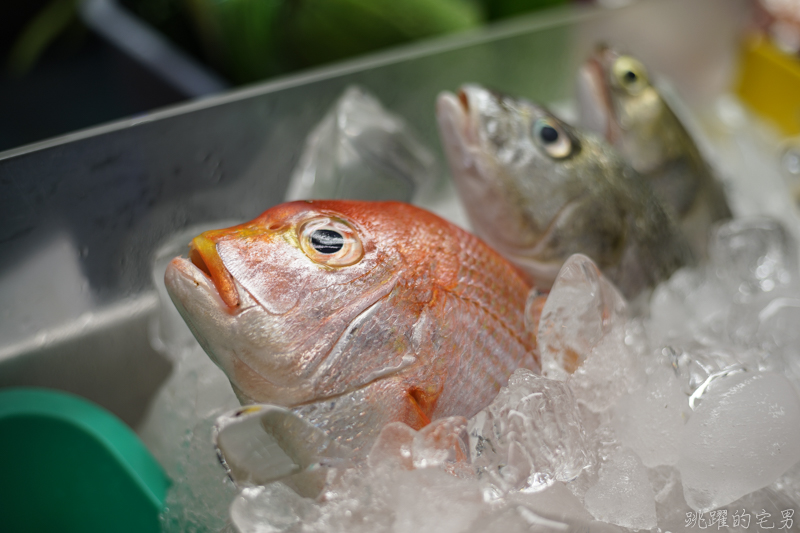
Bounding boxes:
165 200 538 453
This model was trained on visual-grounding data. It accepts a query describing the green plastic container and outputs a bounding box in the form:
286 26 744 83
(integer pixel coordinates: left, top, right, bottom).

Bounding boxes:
0 388 170 533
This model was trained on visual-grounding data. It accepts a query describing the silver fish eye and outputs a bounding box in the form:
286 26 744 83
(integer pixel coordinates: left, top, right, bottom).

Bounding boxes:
532 118 572 159
612 55 648 95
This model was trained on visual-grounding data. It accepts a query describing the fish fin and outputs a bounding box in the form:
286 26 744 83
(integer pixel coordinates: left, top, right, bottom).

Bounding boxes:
406 386 442 429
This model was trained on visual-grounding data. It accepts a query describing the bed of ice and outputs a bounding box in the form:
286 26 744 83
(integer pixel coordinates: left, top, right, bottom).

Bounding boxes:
138 88 800 533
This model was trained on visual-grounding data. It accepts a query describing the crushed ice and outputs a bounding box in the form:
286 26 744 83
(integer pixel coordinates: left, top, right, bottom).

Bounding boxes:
142 96 800 532
284 85 438 203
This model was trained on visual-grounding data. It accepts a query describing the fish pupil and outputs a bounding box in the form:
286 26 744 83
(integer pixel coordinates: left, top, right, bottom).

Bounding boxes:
310 229 344 254
540 125 559 144
624 70 637 84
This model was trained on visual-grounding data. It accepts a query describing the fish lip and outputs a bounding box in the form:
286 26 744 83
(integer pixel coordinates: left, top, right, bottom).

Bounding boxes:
189 236 240 309
437 88 478 148
577 55 615 139
166 256 244 313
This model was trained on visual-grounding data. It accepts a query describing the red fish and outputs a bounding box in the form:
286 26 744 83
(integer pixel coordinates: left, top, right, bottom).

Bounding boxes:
165 200 538 454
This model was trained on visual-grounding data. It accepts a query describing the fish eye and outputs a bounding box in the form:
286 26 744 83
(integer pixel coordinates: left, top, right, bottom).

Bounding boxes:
532 118 572 159
310 229 344 254
299 217 363 267
612 56 648 95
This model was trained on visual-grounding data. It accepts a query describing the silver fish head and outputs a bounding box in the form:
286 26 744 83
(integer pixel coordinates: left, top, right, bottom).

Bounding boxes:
437 84 634 286
576 44 670 174
577 45 732 253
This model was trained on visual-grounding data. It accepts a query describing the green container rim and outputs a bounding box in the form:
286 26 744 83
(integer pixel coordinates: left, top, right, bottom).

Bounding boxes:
0 387 170 510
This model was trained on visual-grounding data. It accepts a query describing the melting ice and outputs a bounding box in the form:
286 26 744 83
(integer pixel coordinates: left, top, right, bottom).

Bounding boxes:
141 95 800 532
284 85 438 203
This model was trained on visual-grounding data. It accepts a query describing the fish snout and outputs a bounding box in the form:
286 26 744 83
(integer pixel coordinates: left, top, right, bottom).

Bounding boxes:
189 234 240 308
457 87 470 113
577 52 623 145
436 89 478 150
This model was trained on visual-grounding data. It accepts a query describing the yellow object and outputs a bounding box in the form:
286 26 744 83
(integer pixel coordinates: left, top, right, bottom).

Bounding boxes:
736 34 800 136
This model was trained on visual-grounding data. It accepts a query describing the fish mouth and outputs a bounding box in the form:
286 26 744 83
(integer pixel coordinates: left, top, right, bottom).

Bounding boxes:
436 87 479 148
577 45 618 144
457 88 470 114
166 256 239 312
187 235 240 308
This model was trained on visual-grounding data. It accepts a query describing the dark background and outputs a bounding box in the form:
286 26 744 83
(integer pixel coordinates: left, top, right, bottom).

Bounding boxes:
0 1 186 153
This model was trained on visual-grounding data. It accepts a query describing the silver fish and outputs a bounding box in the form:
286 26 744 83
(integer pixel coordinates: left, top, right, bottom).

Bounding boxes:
436 84 694 299
577 46 732 255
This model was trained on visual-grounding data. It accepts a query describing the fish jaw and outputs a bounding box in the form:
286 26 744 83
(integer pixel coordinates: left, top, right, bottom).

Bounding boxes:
436 90 479 190
437 87 539 255
165 256 314 405
436 90 495 236
576 53 615 142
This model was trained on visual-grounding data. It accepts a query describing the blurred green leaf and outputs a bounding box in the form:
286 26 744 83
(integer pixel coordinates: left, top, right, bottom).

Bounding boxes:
7 0 80 76
282 0 483 68
184 0 284 83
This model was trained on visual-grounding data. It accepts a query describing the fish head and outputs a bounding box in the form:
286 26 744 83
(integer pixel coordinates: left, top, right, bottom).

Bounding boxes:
437 84 625 284
577 44 668 173
164 200 412 406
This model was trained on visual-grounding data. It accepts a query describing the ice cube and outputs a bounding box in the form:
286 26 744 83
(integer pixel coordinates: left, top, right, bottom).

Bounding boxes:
666 481 800 533
230 484 316 533
312 466 396 533
467 483 625 533
744 296 800 391
412 417 471 472
678 371 800 511
312 466 483 533
533 255 645 413
159 415 239 532
755 296 800 350
647 268 731 348
367 418 471 477
367 422 417 471
137 343 238 532
469 368 591 497
709 217 797 296
664 343 758 400
213 405 356 498
583 447 658 530
646 466 703 533
390 468 484 533
771 459 800 505
507 481 596 523
567 328 646 414
285 85 437 203
613 364 690 468
536 254 627 381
